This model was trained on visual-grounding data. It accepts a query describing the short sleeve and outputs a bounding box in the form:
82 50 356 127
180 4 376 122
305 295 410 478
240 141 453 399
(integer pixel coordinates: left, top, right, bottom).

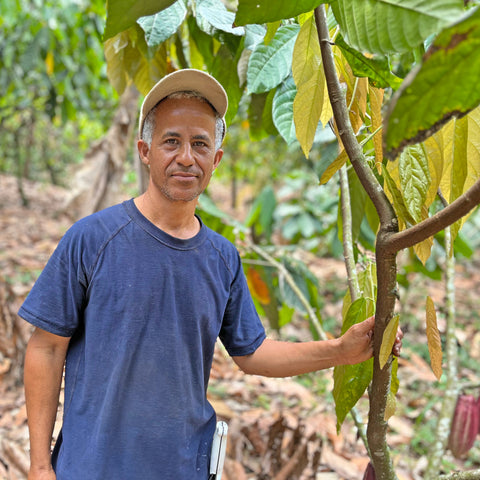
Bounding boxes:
219 254 266 357
18 226 88 337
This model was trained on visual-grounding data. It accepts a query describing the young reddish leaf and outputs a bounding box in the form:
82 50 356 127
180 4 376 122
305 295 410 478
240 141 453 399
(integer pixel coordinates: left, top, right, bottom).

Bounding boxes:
426 296 443 380
246 267 271 304
379 315 399 370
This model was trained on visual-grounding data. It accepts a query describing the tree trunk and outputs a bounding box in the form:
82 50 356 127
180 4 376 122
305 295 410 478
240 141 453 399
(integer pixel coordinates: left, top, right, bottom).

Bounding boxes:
63 86 139 219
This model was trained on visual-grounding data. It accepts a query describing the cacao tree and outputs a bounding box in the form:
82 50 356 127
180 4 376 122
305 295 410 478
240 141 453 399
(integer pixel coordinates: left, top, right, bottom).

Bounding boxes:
102 1 480 478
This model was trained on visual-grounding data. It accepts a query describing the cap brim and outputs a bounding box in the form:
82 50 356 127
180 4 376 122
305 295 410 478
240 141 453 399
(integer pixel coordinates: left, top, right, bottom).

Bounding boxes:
139 69 228 136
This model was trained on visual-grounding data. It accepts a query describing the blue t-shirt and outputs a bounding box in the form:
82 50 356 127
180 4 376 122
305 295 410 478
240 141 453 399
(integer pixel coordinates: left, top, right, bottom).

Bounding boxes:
18 199 266 480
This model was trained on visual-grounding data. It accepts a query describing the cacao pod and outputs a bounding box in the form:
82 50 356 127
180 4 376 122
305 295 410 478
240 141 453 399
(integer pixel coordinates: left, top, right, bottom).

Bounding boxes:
362 461 376 480
448 394 479 458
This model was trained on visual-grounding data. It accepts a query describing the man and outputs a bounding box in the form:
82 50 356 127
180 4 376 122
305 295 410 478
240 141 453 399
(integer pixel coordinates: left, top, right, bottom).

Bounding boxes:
21 69 402 480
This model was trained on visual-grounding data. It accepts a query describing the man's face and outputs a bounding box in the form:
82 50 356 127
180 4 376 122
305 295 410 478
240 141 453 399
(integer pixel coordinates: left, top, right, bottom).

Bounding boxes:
138 96 223 203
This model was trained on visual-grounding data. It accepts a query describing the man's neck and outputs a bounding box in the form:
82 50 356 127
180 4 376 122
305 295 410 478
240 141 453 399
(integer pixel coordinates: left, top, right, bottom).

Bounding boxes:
134 192 200 240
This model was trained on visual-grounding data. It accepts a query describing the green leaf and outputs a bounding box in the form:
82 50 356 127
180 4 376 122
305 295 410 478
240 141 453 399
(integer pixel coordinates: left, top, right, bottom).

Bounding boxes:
334 35 402 90
234 0 322 26
105 0 177 40
247 24 300 94
196 0 245 36
333 298 373 431
330 0 464 55
245 185 277 239
385 7 480 159
137 1 187 47
211 45 243 125
399 144 431 223
272 76 297 145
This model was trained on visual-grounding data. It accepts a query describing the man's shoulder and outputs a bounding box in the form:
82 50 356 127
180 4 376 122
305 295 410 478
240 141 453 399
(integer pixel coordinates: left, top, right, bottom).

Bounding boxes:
62 201 132 251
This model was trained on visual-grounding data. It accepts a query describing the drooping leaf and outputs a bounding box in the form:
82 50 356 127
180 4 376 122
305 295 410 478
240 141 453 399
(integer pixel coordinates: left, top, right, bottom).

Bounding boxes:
334 35 402 90
247 24 300 94
426 296 443 380
398 144 431 224
330 0 464 55
320 148 348 185
292 15 332 158
272 76 298 145
137 1 187 47
384 7 480 159
105 0 178 40
379 315 399 369
333 297 373 431
234 0 322 26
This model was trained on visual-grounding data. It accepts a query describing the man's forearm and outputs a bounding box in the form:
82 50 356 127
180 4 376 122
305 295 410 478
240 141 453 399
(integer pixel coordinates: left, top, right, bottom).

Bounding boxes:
24 329 69 471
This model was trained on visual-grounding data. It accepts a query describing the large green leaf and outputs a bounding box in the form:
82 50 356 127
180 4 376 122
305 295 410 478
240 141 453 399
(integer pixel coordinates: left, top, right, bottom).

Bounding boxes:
330 0 464 55
247 24 300 94
272 76 297 145
384 7 480 159
137 1 187 47
334 35 402 90
333 298 374 432
234 0 322 26
105 0 177 40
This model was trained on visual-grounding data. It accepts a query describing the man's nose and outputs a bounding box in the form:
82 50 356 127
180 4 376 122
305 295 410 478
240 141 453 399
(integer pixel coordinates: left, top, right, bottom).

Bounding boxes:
177 142 195 166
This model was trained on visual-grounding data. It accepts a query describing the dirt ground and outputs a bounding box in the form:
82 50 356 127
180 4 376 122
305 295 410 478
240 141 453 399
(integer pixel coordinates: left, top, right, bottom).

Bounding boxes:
1 173 480 480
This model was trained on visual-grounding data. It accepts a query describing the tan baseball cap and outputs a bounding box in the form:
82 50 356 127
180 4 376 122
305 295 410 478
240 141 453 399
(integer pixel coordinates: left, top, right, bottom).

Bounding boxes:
138 69 228 138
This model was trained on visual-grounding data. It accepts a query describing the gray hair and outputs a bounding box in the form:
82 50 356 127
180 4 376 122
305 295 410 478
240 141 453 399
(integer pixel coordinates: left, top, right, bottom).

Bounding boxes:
141 91 226 151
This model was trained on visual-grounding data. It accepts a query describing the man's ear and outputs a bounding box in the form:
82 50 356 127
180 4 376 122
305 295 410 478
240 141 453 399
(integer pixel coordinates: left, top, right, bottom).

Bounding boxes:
137 139 150 166
213 149 223 170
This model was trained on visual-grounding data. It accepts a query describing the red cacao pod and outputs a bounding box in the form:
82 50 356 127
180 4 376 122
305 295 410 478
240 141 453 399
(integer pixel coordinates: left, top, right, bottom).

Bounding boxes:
362 461 376 480
448 394 479 458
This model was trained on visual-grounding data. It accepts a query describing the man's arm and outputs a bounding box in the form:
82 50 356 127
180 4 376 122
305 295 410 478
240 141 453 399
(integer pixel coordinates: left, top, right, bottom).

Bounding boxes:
233 316 402 377
24 327 71 480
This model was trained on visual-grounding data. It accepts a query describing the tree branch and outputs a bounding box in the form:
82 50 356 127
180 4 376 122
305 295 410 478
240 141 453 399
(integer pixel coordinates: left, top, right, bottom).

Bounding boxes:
384 178 480 254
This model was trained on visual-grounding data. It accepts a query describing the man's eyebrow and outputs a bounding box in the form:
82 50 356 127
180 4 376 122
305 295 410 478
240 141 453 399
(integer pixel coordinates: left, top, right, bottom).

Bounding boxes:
161 131 181 139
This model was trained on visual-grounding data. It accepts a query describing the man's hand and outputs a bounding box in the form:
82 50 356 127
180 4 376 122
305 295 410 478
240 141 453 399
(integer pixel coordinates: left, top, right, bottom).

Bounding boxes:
28 465 56 480
340 316 403 365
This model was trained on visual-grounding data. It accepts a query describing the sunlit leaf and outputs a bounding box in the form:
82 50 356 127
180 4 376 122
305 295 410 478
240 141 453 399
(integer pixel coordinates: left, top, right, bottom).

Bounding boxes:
293 16 332 158
379 315 399 370
319 149 348 185
426 296 443 380
399 144 431 224
369 86 384 169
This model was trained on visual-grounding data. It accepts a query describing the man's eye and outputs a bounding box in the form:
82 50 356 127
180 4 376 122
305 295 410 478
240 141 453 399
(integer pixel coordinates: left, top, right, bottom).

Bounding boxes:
193 141 207 147
165 138 178 145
